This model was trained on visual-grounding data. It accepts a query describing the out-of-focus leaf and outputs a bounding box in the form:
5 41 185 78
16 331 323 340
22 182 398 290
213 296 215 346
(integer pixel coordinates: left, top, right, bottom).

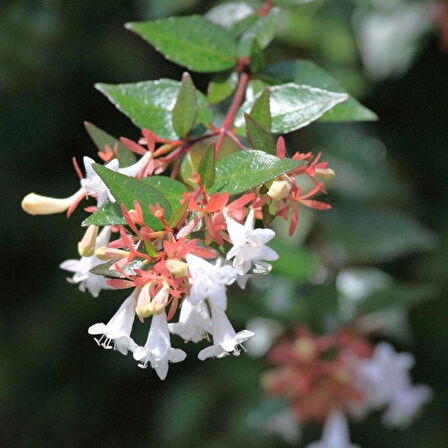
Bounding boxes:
356 284 435 315
245 114 276 154
82 201 125 227
92 164 171 229
209 150 304 195
126 17 238 72
249 37 265 74
207 72 238 105
269 240 316 281
198 143 216 189
141 176 187 210
172 72 198 138
265 60 377 121
275 0 317 5
205 2 255 31
240 7 279 54
84 122 136 167
321 204 437 264
236 83 348 134
95 79 213 140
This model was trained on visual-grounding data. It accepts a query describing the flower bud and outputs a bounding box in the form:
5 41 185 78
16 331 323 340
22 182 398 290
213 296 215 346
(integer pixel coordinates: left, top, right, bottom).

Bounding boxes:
294 338 316 363
267 180 291 201
95 246 129 261
166 259 188 278
135 283 169 320
21 189 84 215
316 168 335 179
77 225 99 257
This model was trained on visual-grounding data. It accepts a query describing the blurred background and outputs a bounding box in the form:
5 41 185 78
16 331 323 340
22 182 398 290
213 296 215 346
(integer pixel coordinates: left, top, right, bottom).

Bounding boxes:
1 0 447 447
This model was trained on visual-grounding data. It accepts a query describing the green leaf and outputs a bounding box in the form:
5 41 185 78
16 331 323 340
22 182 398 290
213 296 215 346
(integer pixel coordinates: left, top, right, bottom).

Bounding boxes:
172 72 198 138
95 79 213 140
198 143 216 189
240 7 279 53
245 114 276 154
209 150 304 195
168 201 189 228
265 60 377 121
141 176 187 211
92 164 171 230
84 122 136 167
321 204 437 264
250 88 271 131
270 240 316 281
90 259 146 279
356 285 435 315
207 72 238 105
82 201 125 227
126 16 238 73
249 37 265 74
236 83 348 134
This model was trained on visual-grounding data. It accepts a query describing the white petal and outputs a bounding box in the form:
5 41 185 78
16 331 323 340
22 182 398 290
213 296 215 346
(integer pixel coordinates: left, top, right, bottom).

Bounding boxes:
226 217 247 247
88 323 107 335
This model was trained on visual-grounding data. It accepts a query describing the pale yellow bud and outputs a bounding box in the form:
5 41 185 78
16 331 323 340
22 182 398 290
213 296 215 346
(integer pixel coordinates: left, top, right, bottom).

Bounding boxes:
95 247 129 261
135 284 169 319
166 259 188 278
77 225 99 257
267 180 291 201
294 338 316 363
21 189 84 215
316 168 335 179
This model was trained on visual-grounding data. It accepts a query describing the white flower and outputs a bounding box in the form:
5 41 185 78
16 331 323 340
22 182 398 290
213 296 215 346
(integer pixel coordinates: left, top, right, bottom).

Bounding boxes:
262 409 301 445
198 305 254 360
350 342 432 427
354 342 414 410
133 311 186 380
81 157 119 207
88 290 138 355
226 209 278 276
81 152 151 207
186 254 236 311
382 384 432 428
60 226 112 297
168 297 212 343
307 411 359 448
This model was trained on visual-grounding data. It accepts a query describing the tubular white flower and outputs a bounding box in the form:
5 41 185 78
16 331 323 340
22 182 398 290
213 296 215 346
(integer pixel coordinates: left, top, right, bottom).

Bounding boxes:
81 152 152 207
226 209 279 276
81 157 119 207
306 411 359 448
133 311 186 380
186 254 236 311
88 290 138 355
168 297 212 343
21 189 85 215
198 305 254 360
60 226 112 297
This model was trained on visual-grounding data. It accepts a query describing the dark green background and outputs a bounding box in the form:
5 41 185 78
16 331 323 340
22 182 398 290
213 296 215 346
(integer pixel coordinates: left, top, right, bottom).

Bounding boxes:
1 1 447 447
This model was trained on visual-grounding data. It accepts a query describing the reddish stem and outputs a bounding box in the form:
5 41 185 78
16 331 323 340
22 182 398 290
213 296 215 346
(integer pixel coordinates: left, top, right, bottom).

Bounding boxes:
215 72 250 157
260 0 274 17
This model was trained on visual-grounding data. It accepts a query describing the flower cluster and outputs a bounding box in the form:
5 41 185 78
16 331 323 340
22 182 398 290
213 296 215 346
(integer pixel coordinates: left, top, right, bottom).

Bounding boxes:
21 125 334 380
262 327 432 446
